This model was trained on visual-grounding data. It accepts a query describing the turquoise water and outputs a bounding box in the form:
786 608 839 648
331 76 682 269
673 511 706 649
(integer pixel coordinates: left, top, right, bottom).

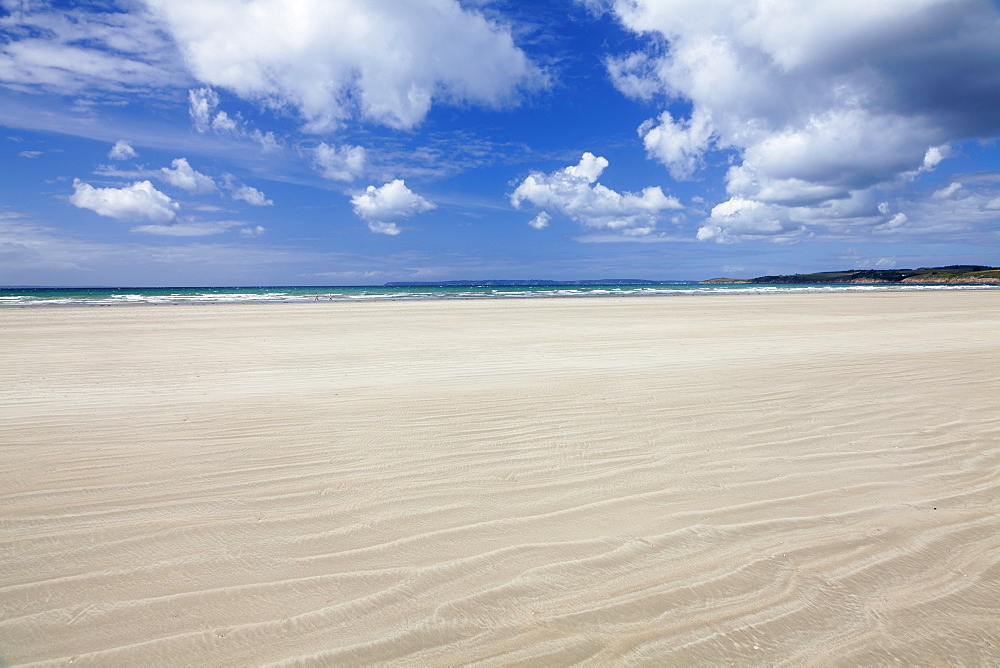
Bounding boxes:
2 282 997 306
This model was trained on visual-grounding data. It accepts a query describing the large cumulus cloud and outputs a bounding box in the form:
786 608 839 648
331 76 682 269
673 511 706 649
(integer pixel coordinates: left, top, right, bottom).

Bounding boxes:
145 0 545 132
600 0 1000 241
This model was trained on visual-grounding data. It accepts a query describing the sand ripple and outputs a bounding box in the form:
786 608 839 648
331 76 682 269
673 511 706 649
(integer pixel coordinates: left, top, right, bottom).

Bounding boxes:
1 294 998 665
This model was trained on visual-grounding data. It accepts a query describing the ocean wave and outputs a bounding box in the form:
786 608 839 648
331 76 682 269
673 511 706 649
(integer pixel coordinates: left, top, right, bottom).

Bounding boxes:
1 283 998 306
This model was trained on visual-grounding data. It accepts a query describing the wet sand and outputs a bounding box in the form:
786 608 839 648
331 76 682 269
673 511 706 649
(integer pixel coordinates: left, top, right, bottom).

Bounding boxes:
2 292 998 665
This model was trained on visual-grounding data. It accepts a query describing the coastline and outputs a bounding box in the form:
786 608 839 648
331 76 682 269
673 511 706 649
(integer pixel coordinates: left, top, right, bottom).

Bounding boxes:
2 281 999 307
2 292 999 665
701 265 1000 285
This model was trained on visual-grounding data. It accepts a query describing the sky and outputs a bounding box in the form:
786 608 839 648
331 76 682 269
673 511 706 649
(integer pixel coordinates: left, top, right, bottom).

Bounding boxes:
2 0 1000 286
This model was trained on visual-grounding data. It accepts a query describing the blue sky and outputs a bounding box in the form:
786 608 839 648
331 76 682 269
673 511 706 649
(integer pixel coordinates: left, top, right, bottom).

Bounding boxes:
2 0 1000 286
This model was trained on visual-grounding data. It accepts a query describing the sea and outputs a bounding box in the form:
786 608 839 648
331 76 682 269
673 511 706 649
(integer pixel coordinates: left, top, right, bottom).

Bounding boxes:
2 282 998 306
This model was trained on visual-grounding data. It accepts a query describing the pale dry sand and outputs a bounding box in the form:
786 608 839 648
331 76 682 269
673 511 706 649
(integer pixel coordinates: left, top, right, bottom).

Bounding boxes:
1 292 999 666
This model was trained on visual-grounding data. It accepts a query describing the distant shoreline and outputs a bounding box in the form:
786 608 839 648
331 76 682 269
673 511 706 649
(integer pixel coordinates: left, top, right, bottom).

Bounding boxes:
701 264 1000 285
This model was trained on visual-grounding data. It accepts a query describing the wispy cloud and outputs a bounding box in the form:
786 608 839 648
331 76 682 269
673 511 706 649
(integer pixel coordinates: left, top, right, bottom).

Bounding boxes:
131 219 248 236
0 2 188 98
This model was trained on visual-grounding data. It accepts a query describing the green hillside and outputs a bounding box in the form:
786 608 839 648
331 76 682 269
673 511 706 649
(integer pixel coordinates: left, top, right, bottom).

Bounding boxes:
703 265 1000 284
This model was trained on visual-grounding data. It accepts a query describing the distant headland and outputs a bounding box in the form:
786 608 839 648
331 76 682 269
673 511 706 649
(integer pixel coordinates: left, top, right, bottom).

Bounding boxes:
701 265 1000 285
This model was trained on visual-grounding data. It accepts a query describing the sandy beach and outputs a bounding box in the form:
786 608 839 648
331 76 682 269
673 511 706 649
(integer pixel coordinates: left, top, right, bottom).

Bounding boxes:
1 292 998 666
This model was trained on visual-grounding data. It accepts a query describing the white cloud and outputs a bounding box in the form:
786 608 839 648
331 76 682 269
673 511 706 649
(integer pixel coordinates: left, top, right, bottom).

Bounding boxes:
231 185 272 207
18 150 41 158
528 211 551 230
726 110 938 205
606 52 661 101
887 173 1000 235
874 212 908 232
186 87 280 152
697 197 800 243
146 0 544 131
70 179 178 223
933 182 964 199
240 225 266 237
210 110 238 133
221 174 273 206
510 152 682 236
601 0 1000 240
0 2 185 97
698 170 1000 243
188 87 219 133
249 129 280 153
108 140 138 160
312 270 389 281
131 219 246 236
350 179 436 235
160 158 216 194
92 161 274 207
313 142 367 182
639 108 714 180
921 146 949 172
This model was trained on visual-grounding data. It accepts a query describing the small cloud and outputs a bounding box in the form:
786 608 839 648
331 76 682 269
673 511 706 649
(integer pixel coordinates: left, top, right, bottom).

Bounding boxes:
312 270 387 280
606 52 662 101
18 150 42 158
189 87 220 133
922 145 951 172
249 129 280 153
932 182 963 199
108 140 138 160
874 212 908 232
239 225 266 237
313 142 367 182
221 174 273 206
160 158 216 194
188 87 238 135
511 152 682 237
231 184 273 206
130 219 244 236
187 87 282 153
70 179 178 222
350 179 435 235
211 110 238 133
528 211 551 229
